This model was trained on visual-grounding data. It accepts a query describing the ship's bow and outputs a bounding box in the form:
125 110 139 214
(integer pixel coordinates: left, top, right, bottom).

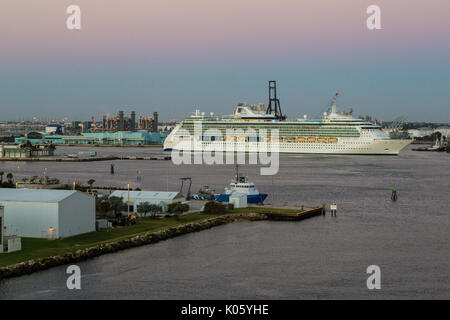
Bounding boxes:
373 139 412 155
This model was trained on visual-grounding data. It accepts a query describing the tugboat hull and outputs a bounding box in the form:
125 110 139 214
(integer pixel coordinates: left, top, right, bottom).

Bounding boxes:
215 193 268 204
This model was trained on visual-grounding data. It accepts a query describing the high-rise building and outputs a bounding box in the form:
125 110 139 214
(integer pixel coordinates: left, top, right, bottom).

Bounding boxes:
130 111 136 132
118 111 124 131
153 112 158 133
103 111 157 132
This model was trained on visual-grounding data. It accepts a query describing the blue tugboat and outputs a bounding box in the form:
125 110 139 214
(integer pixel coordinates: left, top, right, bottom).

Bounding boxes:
215 166 268 204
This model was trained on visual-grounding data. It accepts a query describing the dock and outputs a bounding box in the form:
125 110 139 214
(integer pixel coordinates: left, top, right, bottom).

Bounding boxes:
0 155 171 162
261 207 324 221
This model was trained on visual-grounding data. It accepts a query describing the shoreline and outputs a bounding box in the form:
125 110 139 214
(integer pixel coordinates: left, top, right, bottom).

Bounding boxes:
0 155 171 162
0 213 267 280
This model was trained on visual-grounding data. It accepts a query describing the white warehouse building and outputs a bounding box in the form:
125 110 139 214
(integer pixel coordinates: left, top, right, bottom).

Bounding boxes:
110 190 185 213
0 189 95 239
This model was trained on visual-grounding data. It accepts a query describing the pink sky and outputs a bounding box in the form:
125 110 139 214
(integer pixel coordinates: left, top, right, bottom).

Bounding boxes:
1 0 449 64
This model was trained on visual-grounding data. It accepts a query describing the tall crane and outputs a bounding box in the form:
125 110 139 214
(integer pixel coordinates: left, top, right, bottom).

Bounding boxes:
388 116 409 139
266 81 286 120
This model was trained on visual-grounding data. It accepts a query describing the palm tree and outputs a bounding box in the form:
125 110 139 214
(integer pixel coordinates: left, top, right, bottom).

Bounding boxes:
87 179 96 193
136 202 152 218
149 204 163 218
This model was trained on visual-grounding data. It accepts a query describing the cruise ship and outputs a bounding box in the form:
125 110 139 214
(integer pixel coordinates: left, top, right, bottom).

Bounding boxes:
164 82 412 155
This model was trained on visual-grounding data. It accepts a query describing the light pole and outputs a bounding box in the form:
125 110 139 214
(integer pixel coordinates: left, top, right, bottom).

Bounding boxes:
127 183 130 216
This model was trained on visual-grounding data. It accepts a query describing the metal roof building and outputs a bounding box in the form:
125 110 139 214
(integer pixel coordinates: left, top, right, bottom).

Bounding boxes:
0 189 95 239
110 190 184 213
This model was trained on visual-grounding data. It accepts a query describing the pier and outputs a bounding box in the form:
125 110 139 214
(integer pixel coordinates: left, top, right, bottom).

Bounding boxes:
262 207 324 221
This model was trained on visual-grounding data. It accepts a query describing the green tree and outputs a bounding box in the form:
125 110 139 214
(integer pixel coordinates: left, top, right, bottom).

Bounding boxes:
136 202 152 218
167 202 189 220
6 173 13 183
0 171 4 183
48 143 56 151
203 201 228 214
108 196 127 218
136 203 163 218
96 195 108 211
149 204 163 217
99 200 111 218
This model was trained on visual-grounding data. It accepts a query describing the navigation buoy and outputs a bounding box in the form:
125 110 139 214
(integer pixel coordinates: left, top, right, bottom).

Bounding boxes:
391 187 398 201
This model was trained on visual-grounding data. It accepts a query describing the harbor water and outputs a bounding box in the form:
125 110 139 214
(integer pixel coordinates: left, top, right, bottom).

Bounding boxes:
0 145 449 299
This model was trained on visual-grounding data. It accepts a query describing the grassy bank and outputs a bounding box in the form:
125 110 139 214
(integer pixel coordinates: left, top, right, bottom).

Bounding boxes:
0 207 299 268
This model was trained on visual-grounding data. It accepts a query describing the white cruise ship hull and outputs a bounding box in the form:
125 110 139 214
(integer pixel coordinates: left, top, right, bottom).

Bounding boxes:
164 137 412 155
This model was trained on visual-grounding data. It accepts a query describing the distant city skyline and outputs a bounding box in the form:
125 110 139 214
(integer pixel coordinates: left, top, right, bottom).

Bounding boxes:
1 0 449 122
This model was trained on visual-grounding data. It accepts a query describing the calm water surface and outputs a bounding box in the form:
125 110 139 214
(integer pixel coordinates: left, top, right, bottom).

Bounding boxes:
0 145 448 299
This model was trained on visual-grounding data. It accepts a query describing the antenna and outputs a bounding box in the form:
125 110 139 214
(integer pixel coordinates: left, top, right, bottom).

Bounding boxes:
266 81 286 120
329 92 339 107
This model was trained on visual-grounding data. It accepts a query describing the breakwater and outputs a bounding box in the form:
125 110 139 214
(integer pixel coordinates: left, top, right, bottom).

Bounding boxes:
0 213 266 279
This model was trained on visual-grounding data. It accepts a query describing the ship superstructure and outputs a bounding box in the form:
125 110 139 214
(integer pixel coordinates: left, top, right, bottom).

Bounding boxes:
215 166 268 204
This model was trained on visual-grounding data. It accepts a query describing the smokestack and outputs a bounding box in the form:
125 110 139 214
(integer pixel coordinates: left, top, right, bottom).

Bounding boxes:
118 111 124 131
153 112 158 133
130 111 136 132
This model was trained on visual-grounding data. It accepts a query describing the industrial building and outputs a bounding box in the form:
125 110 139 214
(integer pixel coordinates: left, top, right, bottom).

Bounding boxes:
14 131 167 145
109 190 185 213
0 143 55 158
0 189 95 239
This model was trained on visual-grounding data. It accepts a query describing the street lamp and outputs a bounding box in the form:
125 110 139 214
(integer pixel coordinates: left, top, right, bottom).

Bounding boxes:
127 183 130 216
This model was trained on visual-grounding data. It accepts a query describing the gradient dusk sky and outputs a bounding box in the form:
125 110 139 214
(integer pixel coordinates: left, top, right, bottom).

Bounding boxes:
1 0 449 122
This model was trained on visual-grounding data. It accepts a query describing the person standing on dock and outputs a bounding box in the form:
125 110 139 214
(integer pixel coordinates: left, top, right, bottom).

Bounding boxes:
391 187 398 201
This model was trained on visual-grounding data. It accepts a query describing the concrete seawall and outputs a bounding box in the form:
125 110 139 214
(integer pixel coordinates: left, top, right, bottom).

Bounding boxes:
0 213 267 279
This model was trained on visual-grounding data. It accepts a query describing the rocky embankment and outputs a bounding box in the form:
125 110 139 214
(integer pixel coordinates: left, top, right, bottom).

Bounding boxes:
0 213 267 279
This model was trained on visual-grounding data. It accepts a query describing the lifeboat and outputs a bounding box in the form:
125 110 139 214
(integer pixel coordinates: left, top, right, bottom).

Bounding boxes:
328 138 338 143
317 137 327 143
307 137 316 142
296 137 306 142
